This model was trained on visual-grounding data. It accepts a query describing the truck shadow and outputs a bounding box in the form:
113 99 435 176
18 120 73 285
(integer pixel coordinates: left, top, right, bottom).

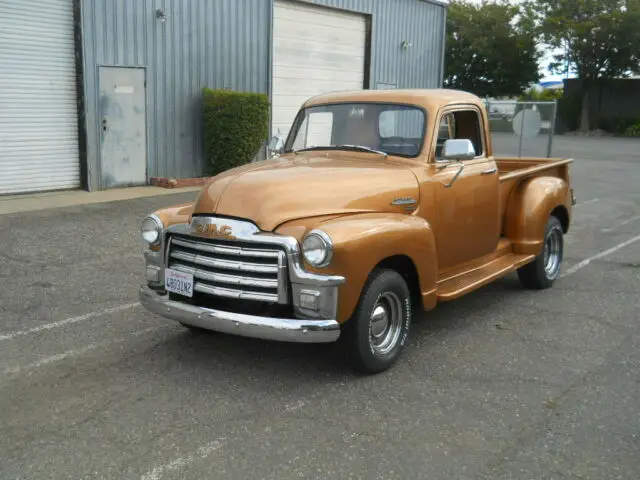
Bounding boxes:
151 274 525 379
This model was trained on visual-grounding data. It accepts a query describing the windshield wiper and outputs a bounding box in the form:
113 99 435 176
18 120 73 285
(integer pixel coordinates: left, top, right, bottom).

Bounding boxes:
293 145 388 157
340 145 388 157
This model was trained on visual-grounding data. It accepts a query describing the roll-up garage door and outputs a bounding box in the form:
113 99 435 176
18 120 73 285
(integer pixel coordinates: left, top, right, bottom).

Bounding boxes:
272 0 367 138
0 0 80 194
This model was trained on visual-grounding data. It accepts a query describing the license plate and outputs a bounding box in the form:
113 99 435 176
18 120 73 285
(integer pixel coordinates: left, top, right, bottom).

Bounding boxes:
164 268 194 298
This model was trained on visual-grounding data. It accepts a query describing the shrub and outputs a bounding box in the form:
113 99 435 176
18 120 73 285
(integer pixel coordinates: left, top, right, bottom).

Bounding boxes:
557 91 582 132
598 118 637 135
518 87 563 102
623 121 640 137
202 88 270 175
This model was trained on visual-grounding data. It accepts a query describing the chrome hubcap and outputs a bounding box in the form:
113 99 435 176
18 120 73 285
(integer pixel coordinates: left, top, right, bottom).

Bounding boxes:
371 305 389 338
544 226 562 279
369 292 403 355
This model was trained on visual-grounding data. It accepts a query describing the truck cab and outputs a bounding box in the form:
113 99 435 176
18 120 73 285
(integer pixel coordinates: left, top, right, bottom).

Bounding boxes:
139 88 574 374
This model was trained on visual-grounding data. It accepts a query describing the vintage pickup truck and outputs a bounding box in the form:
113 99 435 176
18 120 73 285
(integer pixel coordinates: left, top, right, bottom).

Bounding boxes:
139 89 575 373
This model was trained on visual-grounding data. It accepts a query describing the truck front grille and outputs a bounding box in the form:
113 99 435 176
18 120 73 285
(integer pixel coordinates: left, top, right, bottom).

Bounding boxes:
167 234 288 304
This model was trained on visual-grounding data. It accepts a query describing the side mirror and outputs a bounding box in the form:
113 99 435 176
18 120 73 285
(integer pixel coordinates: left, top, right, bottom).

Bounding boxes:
268 133 285 157
441 139 475 161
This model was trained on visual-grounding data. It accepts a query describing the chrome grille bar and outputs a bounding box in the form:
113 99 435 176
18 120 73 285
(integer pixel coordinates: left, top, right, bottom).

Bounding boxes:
170 264 279 289
194 283 279 303
171 237 280 259
170 251 279 274
167 234 288 304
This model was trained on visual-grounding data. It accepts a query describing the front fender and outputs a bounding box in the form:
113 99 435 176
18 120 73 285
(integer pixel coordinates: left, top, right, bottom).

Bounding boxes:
276 213 437 323
146 203 194 252
504 177 572 255
153 202 194 227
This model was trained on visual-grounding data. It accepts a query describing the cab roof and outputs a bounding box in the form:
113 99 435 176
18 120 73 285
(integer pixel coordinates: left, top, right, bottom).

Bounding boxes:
302 88 483 112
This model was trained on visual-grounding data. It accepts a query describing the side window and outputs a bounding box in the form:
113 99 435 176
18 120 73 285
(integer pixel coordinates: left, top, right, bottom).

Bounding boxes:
435 113 455 160
435 109 484 161
452 110 484 158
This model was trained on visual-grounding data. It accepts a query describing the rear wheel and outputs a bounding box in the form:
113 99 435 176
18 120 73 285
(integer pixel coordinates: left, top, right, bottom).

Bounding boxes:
343 268 412 374
517 215 564 289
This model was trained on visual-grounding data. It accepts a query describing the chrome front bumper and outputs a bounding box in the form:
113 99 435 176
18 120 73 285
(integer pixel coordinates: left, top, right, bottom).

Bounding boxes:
139 286 341 343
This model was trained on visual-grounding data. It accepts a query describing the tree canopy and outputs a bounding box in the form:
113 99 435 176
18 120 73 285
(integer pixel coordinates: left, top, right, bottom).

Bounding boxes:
443 0 541 98
535 0 640 81
533 0 640 130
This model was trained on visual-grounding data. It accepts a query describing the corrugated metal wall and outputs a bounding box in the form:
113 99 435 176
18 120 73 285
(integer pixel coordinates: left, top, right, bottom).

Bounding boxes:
80 0 446 190
80 0 271 190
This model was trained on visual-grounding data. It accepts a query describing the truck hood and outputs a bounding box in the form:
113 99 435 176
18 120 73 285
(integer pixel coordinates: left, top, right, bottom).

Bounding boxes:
192 153 419 231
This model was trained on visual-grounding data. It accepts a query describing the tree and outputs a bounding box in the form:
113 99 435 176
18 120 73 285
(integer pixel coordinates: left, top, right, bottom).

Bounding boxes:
444 0 541 98
534 0 640 131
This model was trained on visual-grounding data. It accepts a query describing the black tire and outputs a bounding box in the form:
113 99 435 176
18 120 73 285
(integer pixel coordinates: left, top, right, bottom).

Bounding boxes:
517 215 564 289
343 268 412 374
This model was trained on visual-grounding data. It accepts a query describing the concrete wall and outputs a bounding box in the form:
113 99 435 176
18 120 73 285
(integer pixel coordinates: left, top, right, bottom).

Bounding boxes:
79 0 447 190
563 78 640 130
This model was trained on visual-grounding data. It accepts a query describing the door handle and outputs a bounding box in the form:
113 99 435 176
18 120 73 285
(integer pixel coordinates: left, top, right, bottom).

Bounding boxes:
481 167 497 175
102 118 108 132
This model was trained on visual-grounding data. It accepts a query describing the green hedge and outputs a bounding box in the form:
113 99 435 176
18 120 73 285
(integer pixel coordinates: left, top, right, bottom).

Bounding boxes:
202 88 270 175
624 121 640 137
557 91 582 132
597 117 638 135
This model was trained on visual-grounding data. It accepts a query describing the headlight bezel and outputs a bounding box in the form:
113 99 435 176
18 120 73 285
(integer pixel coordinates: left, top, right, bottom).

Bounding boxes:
141 214 163 246
301 229 333 268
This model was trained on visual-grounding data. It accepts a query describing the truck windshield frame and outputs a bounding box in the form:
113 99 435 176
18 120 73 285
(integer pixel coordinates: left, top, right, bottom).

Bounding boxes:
283 102 428 159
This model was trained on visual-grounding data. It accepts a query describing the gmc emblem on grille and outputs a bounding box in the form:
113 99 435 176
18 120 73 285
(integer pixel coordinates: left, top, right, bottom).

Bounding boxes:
193 222 234 239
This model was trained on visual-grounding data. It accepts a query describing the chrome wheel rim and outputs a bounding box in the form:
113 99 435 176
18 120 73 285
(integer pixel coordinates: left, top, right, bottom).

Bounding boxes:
369 292 403 355
544 225 563 279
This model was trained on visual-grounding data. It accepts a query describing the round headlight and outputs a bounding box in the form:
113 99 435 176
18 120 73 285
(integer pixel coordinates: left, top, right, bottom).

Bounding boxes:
302 230 333 267
141 215 163 246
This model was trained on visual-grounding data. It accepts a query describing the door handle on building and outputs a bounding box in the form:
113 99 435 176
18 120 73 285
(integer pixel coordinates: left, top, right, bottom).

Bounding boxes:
102 118 108 132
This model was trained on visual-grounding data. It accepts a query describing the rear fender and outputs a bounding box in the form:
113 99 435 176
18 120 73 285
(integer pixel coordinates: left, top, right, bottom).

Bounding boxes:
503 177 572 255
276 213 438 323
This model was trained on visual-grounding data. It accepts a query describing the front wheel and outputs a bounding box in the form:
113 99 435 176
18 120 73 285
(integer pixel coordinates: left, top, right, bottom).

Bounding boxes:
517 215 564 289
343 269 412 374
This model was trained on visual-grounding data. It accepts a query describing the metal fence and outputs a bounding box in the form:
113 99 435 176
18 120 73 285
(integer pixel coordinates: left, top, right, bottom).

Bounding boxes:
483 100 558 158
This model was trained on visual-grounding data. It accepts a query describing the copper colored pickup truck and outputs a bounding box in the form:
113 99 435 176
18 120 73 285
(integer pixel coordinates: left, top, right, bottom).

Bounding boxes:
139 89 575 373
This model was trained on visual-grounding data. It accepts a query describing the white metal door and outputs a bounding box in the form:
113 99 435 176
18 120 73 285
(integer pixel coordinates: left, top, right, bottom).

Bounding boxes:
99 67 147 189
0 0 80 194
272 0 367 139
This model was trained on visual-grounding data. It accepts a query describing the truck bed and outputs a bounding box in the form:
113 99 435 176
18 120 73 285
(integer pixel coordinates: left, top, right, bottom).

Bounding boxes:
496 156 573 182
496 156 574 220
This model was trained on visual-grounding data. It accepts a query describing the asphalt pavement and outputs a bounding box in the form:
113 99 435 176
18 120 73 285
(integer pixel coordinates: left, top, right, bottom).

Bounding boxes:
1 136 639 479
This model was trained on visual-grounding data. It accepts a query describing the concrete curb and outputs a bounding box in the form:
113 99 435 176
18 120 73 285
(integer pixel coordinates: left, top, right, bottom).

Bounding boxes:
150 176 214 188
0 186 202 216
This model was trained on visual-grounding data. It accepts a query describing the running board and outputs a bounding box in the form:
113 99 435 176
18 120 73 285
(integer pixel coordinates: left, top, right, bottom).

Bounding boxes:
437 253 535 301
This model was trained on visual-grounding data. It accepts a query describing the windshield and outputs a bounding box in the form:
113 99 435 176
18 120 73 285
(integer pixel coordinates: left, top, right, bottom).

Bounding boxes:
284 102 426 158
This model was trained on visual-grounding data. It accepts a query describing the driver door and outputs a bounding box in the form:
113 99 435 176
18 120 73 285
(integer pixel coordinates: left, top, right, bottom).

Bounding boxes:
432 108 501 270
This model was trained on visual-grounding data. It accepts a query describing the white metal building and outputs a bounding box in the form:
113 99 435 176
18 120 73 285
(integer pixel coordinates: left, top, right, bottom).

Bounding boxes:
0 0 80 194
0 0 447 194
